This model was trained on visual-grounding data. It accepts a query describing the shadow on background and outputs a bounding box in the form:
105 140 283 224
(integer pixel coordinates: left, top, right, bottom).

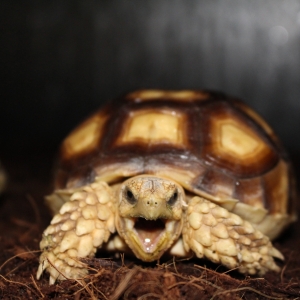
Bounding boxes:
1 1 300 164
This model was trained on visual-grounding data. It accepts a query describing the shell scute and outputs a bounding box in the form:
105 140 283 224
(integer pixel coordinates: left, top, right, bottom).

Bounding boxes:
115 109 187 147
199 100 279 178
61 110 108 160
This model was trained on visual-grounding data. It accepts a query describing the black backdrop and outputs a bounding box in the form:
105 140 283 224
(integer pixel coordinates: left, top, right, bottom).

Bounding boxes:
1 1 300 156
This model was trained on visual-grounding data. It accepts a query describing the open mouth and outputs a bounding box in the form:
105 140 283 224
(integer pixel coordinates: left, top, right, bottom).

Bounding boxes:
126 218 175 254
119 216 181 261
134 218 166 252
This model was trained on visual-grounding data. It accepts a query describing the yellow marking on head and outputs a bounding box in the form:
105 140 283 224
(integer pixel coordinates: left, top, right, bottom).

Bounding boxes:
126 176 177 202
119 176 184 220
117 111 185 145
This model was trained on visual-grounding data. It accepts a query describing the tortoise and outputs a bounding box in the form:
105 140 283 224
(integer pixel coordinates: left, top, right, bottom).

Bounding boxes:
37 90 297 284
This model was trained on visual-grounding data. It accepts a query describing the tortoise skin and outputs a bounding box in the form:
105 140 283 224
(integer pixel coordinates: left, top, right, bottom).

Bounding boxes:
54 90 295 231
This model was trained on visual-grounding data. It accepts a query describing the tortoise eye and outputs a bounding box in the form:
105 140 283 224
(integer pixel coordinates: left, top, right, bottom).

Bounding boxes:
167 191 178 206
125 188 136 204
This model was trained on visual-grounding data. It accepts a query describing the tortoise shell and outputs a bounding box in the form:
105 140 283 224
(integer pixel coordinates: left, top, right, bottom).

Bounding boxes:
53 90 296 239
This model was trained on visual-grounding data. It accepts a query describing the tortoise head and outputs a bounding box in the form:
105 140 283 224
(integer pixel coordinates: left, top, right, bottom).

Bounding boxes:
115 175 186 261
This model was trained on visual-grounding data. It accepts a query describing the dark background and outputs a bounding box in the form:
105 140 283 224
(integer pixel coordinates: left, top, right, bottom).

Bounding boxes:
1 1 300 158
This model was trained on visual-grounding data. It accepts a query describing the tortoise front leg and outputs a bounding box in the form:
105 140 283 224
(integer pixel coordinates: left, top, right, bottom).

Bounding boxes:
37 181 115 284
182 196 283 276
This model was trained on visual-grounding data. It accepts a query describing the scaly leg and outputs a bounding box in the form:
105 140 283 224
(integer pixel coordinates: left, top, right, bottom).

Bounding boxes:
37 181 115 284
182 196 283 275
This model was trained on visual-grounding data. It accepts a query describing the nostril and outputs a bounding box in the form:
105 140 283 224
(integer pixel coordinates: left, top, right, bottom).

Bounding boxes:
146 200 158 206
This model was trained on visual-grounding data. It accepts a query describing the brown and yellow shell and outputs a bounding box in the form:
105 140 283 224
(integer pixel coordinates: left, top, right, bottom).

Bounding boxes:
53 90 296 239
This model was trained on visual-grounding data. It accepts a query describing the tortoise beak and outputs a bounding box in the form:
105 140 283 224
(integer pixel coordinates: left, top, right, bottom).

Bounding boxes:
116 215 183 261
